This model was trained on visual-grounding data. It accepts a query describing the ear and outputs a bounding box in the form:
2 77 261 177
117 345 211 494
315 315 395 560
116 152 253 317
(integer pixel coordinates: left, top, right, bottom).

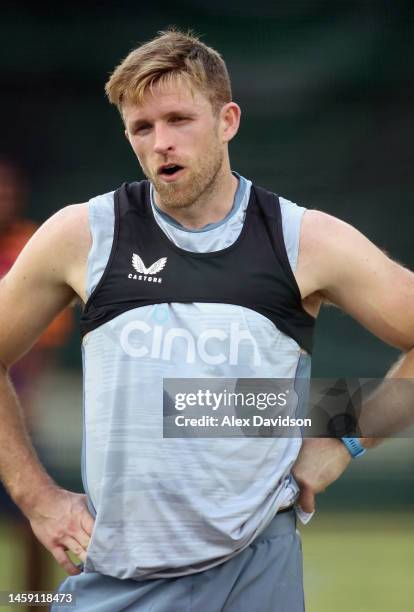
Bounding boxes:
219 102 241 143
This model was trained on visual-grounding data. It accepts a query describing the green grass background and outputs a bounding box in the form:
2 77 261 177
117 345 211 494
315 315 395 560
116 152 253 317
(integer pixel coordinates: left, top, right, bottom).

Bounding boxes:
0 512 413 611
301 512 414 612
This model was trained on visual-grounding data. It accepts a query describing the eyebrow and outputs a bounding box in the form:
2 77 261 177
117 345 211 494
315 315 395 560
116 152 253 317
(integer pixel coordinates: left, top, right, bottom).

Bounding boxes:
128 110 198 131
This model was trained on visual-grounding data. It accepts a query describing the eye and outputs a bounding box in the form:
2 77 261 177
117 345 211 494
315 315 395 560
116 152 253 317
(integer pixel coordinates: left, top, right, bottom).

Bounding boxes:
133 123 152 135
170 116 189 123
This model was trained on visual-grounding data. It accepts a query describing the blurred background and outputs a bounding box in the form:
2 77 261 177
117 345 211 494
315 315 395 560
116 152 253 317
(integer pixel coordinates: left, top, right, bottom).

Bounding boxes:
0 1 413 611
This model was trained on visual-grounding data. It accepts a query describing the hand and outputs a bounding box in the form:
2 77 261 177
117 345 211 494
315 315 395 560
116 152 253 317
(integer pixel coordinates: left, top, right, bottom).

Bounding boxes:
292 438 352 513
26 485 95 575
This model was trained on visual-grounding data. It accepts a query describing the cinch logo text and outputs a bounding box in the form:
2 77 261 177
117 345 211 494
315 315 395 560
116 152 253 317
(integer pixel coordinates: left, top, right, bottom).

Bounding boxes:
119 320 261 366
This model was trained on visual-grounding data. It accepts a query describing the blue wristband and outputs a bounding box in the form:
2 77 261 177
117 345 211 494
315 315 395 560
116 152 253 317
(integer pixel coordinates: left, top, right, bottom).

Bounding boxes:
341 437 366 458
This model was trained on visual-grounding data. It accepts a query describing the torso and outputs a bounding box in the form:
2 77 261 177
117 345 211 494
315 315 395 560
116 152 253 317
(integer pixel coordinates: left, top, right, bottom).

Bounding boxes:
78 178 313 579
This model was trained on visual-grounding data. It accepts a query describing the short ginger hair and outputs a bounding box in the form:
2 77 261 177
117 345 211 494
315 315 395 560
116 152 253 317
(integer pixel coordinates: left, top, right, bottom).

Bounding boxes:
105 28 232 116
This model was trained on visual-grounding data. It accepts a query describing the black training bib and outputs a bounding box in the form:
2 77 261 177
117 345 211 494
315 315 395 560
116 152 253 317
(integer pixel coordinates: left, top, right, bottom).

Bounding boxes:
80 180 315 353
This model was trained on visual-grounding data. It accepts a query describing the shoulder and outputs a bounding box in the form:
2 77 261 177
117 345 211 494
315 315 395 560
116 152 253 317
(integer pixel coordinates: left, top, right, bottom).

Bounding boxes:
32 202 91 262
296 209 368 293
300 209 360 248
37 189 115 243
298 209 383 289
45 202 89 232
31 187 116 256
295 208 376 302
4 202 93 300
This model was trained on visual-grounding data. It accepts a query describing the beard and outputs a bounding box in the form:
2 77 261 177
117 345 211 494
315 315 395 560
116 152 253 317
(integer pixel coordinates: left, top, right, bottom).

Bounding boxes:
142 140 225 211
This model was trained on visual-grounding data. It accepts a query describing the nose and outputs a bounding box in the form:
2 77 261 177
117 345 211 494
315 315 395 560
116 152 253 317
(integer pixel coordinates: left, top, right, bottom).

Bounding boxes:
153 123 174 155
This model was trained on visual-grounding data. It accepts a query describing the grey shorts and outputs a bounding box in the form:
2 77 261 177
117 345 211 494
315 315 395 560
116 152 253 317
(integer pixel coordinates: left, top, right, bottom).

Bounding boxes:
52 509 304 612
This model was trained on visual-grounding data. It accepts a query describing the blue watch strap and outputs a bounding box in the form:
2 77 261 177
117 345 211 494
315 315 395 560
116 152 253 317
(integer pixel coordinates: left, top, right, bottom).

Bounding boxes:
341 437 366 458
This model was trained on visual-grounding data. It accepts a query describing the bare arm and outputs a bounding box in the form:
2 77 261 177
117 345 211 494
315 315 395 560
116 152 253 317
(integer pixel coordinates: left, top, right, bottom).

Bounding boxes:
0 203 93 574
293 210 414 511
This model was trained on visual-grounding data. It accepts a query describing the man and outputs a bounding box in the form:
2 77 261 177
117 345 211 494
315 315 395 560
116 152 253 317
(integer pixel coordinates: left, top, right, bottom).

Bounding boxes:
0 29 413 611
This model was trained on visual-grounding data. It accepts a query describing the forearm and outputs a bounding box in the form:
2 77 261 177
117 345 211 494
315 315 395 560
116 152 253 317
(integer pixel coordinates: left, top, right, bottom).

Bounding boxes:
0 364 94 575
0 363 55 515
359 349 414 449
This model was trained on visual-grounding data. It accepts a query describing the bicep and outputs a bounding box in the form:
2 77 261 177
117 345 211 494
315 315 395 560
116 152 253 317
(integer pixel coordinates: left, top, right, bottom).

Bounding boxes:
298 211 414 350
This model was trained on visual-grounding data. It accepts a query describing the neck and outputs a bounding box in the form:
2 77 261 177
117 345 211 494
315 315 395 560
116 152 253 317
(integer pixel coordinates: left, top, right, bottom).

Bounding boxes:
153 160 239 230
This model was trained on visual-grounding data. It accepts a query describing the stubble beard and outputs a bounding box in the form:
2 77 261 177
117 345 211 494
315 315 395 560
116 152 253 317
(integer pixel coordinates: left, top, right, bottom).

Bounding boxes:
146 141 225 211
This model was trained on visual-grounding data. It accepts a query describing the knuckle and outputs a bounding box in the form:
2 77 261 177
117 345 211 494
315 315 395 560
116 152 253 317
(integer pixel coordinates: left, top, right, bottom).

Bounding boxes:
67 523 77 537
54 525 67 539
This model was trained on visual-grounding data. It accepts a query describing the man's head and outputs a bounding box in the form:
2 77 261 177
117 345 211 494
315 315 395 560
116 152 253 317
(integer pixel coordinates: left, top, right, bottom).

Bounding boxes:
105 29 240 210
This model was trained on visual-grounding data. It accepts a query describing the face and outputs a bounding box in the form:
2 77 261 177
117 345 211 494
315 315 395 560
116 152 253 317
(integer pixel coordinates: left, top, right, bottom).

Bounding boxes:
123 79 239 210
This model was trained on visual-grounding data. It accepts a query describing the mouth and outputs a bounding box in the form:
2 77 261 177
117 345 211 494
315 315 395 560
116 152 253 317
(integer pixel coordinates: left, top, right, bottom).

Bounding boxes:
157 164 185 182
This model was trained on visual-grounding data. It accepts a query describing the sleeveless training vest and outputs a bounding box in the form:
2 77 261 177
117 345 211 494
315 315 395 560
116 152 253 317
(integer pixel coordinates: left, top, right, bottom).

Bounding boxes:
79 178 314 580
80 180 315 352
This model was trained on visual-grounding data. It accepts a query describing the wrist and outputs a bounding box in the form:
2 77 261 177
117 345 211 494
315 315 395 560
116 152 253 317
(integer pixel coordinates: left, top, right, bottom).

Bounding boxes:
340 437 367 458
12 475 57 517
300 436 353 461
358 437 381 450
